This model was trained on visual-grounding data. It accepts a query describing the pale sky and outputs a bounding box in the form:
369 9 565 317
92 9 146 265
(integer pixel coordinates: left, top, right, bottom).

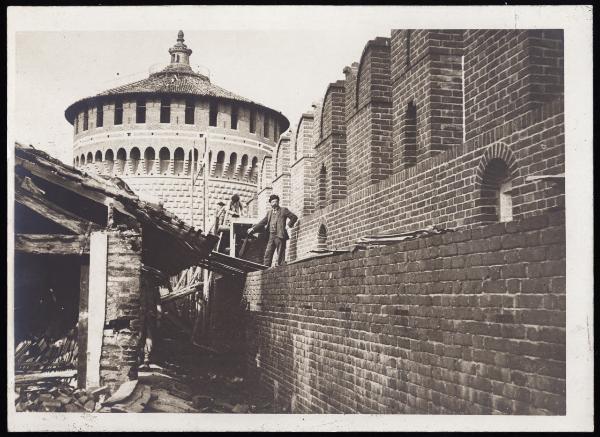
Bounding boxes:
7 5 590 164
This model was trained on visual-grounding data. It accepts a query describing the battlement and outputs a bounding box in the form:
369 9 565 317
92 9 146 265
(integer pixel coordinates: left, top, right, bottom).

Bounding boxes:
268 29 564 261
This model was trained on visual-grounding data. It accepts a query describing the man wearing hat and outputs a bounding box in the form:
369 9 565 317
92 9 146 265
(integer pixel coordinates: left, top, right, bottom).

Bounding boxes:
248 194 298 266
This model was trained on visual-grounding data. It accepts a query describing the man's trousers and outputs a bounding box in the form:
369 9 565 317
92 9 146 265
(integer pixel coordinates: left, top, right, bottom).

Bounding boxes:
264 235 287 266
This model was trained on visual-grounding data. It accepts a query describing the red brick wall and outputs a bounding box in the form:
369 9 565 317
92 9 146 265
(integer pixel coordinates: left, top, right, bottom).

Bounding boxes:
243 211 565 414
100 230 144 388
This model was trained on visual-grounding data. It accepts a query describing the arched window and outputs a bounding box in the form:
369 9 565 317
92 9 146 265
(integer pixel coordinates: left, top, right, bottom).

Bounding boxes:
116 148 126 175
75 156 79 167
144 147 155 174
86 152 93 166
226 153 237 179
81 154 86 166
104 149 115 174
317 224 328 251
130 147 140 174
188 149 200 176
173 148 185 175
480 158 513 223
94 150 103 162
214 151 225 178
318 164 327 209
159 147 170 174
239 154 248 180
249 157 258 184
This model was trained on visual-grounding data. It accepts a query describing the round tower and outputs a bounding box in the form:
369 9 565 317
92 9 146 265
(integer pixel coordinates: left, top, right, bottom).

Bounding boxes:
65 31 289 229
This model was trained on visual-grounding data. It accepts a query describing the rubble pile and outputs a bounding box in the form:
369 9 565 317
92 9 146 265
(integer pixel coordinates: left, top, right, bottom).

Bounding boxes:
14 381 106 412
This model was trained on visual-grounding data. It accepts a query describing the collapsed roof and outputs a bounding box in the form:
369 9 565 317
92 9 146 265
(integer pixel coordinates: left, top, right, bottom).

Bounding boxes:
14 142 219 275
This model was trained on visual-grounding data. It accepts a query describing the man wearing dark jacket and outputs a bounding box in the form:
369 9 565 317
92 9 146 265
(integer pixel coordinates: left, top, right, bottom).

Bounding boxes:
248 194 298 266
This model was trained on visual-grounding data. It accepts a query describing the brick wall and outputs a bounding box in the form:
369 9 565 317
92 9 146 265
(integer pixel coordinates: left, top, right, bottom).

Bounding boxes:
345 38 394 195
100 230 144 389
464 30 564 141
243 211 565 414
314 81 347 207
391 30 464 169
292 97 564 259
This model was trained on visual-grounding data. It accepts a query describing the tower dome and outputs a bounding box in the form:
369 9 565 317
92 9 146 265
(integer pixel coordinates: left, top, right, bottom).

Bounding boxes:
65 31 289 228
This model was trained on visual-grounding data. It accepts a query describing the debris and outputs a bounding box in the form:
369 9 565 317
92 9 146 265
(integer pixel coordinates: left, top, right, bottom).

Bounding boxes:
83 399 96 412
103 380 139 405
110 384 151 413
352 226 454 252
65 403 85 413
146 389 199 413
232 403 249 413
89 385 110 400
192 394 214 409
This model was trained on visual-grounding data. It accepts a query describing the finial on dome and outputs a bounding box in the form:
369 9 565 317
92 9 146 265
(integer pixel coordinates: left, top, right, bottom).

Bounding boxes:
168 30 192 67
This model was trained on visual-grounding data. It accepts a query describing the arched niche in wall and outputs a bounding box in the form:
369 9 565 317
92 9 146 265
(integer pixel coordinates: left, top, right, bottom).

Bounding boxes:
159 147 170 175
239 154 249 181
214 151 225 178
130 147 141 174
144 147 156 174
317 223 328 251
475 143 518 224
104 149 115 174
173 147 185 175
115 148 126 175
227 153 238 179
249 156 259 184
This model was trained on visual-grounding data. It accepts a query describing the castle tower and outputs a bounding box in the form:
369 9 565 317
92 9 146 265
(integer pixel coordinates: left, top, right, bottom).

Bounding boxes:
66 31 289 229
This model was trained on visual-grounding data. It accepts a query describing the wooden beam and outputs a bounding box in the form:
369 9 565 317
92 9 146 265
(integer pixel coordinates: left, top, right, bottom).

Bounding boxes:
15 186 100 234
87 231 107 389
16 156 136 219
15 234 89 255
77 263 89 389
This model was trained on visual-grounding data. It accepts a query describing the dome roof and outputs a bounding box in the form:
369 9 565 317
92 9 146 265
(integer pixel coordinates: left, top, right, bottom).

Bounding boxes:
64 31 289 130
96 69 252 103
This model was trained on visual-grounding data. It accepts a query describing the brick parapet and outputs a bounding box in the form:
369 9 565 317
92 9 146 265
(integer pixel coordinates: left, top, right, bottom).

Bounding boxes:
243 211 566 414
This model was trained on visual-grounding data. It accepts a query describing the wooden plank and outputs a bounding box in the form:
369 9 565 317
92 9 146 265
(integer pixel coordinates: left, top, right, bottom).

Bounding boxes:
87 231 107 388
160 287 197 304
14 186 99 234
77 263 89 388
15 369 77 384
15 234 89 255
16 156 135 219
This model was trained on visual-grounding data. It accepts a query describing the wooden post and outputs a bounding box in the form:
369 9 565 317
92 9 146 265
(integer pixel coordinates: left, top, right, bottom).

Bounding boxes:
86 231 107 388
77 262 89 388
